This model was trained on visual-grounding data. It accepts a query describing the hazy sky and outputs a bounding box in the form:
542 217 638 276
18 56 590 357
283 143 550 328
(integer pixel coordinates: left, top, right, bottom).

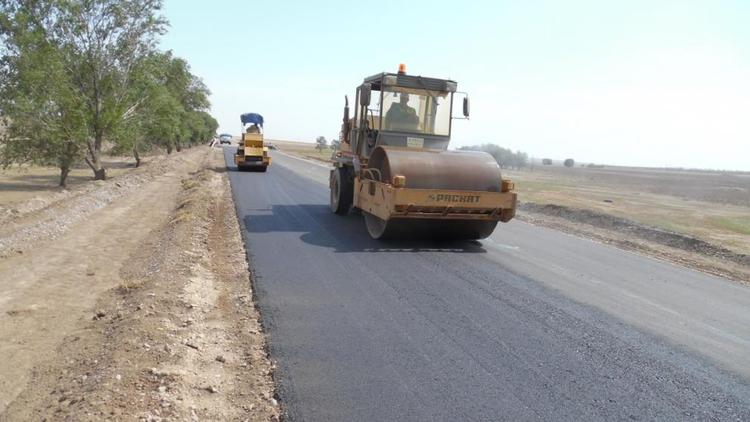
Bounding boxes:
161 0 750 170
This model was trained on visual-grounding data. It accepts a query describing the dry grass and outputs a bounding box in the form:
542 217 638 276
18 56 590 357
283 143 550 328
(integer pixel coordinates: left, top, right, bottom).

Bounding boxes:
172 169 212 224
505 166 750 255
117 279 146 293
272 139 334 163
0 156 139 207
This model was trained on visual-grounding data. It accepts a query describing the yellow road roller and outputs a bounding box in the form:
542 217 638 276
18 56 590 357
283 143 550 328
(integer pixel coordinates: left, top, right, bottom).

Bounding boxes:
234 112 271 172
330 65 516 239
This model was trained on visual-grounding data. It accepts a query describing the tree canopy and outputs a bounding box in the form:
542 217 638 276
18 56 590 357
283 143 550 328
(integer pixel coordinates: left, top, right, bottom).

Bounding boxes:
0 0 218 186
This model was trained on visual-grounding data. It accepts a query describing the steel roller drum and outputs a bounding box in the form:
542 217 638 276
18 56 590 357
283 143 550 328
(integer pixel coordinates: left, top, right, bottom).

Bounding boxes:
363 146 502 240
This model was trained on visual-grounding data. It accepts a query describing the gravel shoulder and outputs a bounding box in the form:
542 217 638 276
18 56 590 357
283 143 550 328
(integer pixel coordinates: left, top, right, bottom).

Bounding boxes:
0 146 279 421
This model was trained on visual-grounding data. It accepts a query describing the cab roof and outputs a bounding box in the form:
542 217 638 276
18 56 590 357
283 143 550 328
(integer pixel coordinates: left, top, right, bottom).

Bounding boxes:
363 72 457 93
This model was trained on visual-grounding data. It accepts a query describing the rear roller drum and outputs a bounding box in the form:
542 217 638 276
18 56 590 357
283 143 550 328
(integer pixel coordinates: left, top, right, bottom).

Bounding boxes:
364 213 498 240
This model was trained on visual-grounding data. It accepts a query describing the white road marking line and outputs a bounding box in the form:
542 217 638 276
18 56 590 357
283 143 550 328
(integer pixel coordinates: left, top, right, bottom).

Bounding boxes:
482 238 520 251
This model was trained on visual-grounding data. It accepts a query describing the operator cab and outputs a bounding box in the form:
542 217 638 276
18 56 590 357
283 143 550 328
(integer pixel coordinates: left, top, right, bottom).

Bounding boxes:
346 64 469 159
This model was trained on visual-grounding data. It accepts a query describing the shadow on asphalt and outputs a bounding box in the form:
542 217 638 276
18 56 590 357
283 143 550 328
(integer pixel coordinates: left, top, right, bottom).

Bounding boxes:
242 204 487 254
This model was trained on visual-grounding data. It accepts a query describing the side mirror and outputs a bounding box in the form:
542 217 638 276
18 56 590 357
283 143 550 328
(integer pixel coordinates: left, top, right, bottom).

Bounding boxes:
360 83 372 107
343 95 349 123
463 96 470 118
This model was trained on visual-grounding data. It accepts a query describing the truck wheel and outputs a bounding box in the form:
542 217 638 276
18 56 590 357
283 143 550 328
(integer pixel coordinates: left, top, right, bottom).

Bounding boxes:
330 167 353 215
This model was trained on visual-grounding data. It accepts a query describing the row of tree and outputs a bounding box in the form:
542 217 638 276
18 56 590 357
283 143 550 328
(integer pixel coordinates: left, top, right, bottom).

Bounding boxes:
314 136 343 152
0 0 218 187
459 144 529 169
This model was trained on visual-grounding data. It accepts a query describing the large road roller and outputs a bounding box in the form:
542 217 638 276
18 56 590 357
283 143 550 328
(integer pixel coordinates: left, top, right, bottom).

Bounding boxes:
330 65 517 240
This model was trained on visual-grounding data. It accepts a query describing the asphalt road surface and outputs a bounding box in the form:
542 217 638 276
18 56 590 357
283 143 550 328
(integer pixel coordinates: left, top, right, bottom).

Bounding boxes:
223 147 750 421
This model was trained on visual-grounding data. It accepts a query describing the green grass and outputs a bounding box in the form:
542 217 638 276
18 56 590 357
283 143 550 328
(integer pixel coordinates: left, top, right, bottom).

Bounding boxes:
708 216 750 235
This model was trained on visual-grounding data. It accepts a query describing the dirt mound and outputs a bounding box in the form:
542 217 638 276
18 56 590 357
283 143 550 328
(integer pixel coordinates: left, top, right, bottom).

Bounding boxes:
520 202 750 268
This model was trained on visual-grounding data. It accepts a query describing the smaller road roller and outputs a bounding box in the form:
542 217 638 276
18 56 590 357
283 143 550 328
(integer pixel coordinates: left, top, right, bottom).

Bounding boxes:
330 65 516 239
234 112 271 172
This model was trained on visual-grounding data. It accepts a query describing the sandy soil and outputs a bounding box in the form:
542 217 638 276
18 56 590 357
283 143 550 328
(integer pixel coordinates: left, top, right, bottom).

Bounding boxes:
0 146 279 421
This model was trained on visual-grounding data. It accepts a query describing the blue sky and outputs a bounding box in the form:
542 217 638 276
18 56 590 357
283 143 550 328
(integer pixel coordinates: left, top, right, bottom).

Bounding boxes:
161 0 750 170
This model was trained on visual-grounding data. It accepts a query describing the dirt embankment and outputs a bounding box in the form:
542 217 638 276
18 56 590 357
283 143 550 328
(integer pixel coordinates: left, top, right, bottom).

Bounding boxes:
0 147 279 421
519 202 750 283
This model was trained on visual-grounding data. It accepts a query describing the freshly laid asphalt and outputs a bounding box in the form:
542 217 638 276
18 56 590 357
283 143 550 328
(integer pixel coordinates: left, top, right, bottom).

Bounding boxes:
223 147 750 421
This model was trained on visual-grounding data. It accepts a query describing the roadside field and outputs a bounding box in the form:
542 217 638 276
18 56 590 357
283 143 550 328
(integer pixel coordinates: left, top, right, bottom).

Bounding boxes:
271 139 334 163
504 165 750 256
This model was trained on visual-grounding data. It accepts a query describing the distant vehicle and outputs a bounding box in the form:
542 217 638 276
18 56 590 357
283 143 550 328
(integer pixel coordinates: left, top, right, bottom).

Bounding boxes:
219 133 233 144
267 143 277 150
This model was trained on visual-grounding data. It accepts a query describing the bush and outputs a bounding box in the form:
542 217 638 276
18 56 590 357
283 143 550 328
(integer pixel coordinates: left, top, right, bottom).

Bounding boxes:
542 158 553 165
564 158 575 167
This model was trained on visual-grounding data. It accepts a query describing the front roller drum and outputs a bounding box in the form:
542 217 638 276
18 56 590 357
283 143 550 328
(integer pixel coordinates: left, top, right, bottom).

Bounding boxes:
364 213 498 240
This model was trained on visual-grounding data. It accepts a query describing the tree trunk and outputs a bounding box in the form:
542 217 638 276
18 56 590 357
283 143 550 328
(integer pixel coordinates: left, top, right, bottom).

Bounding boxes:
93 167 106 180
59 165 70 188
87 137 106 180
166 143 173 154
175 141 182 152
133 146 141 168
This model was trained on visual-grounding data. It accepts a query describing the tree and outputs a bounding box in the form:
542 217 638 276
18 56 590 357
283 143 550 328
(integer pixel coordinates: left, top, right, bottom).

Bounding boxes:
330 139 341 151
114 52 171 165
564 158 575 167
511 150 529 169
542 158 553 165
162 56 210 152
0 0 167 180
123 51 213 158
315 136 327 151
0 3 88 187
1 1 217 180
